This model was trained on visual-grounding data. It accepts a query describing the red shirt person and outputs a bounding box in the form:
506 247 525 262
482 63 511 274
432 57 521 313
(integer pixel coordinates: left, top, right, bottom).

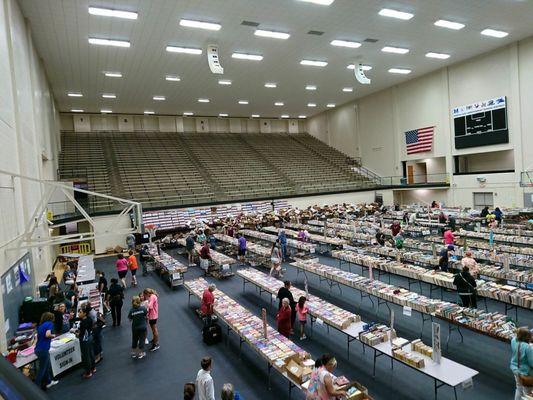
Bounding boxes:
200 284 216 316
276 298 292 338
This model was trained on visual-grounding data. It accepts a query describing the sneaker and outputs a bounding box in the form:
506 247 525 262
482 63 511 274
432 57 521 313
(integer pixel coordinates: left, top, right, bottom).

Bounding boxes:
46 380 59 389
302 334 307 340
82 373 93 379
137 352 146 359
131 353 137 359
150 344 160 352
92 368 97 374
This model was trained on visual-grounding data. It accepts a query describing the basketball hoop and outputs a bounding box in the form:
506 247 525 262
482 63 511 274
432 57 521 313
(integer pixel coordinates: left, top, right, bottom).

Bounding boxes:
145 224 158 242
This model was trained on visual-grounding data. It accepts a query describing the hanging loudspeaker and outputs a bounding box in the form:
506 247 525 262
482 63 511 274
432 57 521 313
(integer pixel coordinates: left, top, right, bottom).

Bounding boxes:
207 45 224 74
354 63 371 85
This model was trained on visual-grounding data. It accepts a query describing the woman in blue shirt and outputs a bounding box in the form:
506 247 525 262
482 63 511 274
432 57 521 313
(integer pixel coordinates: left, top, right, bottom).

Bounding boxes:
34 312 58 390
510 327 533 400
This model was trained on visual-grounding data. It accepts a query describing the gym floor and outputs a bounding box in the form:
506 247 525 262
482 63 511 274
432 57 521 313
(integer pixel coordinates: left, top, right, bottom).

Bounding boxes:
46 247 528 400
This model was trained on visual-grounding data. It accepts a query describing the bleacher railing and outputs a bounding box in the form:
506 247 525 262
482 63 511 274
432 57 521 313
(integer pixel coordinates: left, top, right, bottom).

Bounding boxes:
377 173 450 187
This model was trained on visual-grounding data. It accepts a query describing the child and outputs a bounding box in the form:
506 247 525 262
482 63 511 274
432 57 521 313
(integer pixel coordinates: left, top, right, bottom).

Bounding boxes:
128 296 147 359
295 296 308 340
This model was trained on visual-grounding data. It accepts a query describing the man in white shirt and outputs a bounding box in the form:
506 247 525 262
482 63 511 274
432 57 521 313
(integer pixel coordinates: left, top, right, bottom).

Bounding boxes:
196 357 215 400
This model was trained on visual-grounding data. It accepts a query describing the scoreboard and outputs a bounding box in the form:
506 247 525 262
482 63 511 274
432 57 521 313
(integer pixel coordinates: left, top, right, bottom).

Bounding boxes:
452 96 509 149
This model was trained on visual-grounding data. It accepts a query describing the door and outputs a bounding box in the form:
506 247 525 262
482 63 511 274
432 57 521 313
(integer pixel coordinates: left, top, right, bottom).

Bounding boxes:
416 162 427 183
407 165 414 184
473 192 494 210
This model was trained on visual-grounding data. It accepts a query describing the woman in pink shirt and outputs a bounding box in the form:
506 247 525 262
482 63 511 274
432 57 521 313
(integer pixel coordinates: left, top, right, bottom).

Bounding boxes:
116 254 128 288
295 296 309 340
443 228 455 247
143 288 160 351
461 251 479 277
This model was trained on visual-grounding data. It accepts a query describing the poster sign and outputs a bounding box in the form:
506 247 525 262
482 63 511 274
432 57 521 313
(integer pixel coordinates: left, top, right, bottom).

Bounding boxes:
50 338 82 377
304 277 309 298
369 264 374 281
261 308 268 339
432 322 442 364
403 306 412 317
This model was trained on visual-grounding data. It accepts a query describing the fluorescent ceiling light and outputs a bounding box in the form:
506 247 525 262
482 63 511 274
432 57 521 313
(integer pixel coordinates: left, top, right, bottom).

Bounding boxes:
265 83 277 88
144 111 155 114
238 100 249 105
104 71 122 77
388 68 411 74
300 59 328 67
67 92 83 97
481 28 508 38
88 38 130 48
153 96 166 101
88 7 137 20
198 98 210 103
298 115 307 119
232 52 263 61
251 114 260 118
275 102 284 106
183 112 194 116
305 85 317 91
101 109 112 113
166 46 202 54
342 87 353 92
298 0 335 5
102 94 116 98
71 109 84 113
218 79 232 85
165 75 181 81
326 104 336 108
219 113 228 117
281 115 289 118
382 46 409 54
434 19 465 30
179 19 221 31
307 103 317 107
254 29 290 40
425 52 450 59
378 8 414 20
347 64 372 71
330 40 361 48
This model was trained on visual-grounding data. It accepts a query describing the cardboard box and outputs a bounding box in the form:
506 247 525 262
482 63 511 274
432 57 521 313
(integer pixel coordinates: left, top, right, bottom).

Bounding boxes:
337 381 369 400
284 354 312 385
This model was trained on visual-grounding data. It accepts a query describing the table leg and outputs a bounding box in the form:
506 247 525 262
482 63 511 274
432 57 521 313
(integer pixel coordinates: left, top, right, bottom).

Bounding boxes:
268 363 272 390
373 349 377 377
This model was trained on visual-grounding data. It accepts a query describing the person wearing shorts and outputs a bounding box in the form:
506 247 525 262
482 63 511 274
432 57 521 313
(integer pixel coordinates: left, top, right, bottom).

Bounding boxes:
144 288 160 351
127 250 139 287
128 296 147 359
295 296 308 340
116 254 128 288
237 233 247 265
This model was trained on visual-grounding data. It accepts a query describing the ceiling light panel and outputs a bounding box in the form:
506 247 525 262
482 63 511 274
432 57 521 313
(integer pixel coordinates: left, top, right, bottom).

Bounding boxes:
153 96 166 101
254 29 290 40
298 0 335 5
281 115 289 118
232 52 263 61
88 38 130 47
218 79 232 85
144 111 155 114
238 100 249 104
347 64 372 71
102 94 116 99
179 19 221 31
388 68 411 74
378 8 414 20
166 75 181 81
326 104 336 108
71 109 84 112
104 71 122 77
342 87 353 92
307 103 317 107
381 46 409 54
219 113 228 117
298 115 307 119
275 102 284 106
425 52 450 59
330 40 361 48
251 114 260 118
101 109 112 113
434 19 465 30
67 92 83 97
265 83 277 88
183 112 194 116
166 46 202 54
300 59 328 67
198 98 210 103
88 7 137 20
481 28 509 38
305 85 317 90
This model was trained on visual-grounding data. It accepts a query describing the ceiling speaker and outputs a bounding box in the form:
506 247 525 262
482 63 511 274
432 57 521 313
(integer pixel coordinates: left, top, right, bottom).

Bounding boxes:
354 63 371 85
207 45 224 74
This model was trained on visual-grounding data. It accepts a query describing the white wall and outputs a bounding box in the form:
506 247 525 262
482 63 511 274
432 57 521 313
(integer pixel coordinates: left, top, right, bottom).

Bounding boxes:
0 0 60 350
93 214 132 254
393 189 449 207
282 191 378 209
308 37 533 208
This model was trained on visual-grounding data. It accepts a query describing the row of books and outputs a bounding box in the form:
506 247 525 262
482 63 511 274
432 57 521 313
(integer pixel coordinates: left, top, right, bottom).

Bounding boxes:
425 236 533 257
146 244 187 274
479 226 533 238
214 234 271 257
237 269 361 331
332 249 533 309
292 259 517 341
262 226 347 246
239 229 317 253
176 238 236 266
458 230 533 247
185 278 306 366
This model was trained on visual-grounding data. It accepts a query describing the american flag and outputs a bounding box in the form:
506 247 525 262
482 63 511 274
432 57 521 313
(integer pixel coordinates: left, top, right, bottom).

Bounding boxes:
405 126 434 155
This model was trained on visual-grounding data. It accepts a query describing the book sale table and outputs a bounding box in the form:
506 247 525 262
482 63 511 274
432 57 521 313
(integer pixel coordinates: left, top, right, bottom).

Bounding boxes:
146 244 187 287
240 229 317 254
177 238 237 278
184 278 371 399
214 233 272 266
237 269 478 400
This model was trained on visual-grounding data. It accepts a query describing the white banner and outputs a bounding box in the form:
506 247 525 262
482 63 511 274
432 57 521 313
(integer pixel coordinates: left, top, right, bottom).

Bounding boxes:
432 322 442 364
50 337 81 377
452 96 506 117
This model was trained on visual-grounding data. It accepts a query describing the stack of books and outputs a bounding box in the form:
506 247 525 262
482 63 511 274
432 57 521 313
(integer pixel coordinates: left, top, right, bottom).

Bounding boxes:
392 348 425 369
146 244 187 274
240 229 317 252
410 339 433 358
359 324 391 346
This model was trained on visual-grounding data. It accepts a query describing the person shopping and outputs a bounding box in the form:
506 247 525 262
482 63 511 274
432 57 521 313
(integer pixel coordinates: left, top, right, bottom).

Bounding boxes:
276 298 292 338
107 278 124 326
453 266 477 308
306 354 347 400
269 240 283 278
510 327 533 400
196 357 215 400
461 251 479 278
295 296 308 340
201 284 216 327
76 307 95 379
183 382 196 400
144 288 160 351
127 249 139 287
128 296 148 359
34 312 58 390
116 253 129 288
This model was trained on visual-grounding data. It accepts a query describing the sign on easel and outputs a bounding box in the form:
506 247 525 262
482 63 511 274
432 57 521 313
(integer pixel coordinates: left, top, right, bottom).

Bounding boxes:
432 243 436 258
262 308 268 339
389 310 395 344
304 277 309 298
432 322 442 364
368 264 374 281
503 255 510 273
